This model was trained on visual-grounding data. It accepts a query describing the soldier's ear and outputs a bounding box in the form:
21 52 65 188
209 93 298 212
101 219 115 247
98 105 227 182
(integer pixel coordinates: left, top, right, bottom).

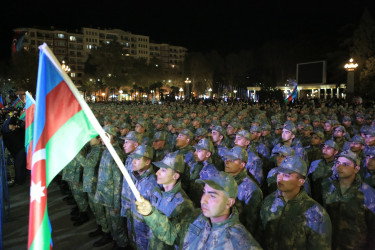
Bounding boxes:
173 172 180 180
227 197 235 209
298 178 306 187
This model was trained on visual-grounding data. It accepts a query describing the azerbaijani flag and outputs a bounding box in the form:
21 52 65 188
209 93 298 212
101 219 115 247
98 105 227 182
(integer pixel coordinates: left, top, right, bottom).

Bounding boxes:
12 97 23 108
0 95 4 109
27 43 99 249
24 91 35 170
284 80 298 103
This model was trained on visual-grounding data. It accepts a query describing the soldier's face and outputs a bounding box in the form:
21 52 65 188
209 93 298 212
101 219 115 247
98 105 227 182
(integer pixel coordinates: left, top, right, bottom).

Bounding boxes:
281 129 294 142
132 157 150 173
250 131 260 141
176 134 189 148
156 167 175 185
226 125 236 136
124 140 137 154
211 130 222 143
356 117 364 124
343 120 351 127
311 135 323 146
365 134 375 146
366 157 375 171
261 130 270 137
90 137 100 146
276 155 286 167
335 157 359 179
234 135 250 147
225 159 245 176
120 128 129 136
333 129 344 138
350 142 364 153
135 124 145 134
277 172 304 192
194 149 209 162
322 145 337 160
153 140 165 150
201 184 230 219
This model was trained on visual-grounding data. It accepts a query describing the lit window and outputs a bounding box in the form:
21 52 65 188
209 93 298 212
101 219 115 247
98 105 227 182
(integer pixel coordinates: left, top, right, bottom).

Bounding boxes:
58 34 65 39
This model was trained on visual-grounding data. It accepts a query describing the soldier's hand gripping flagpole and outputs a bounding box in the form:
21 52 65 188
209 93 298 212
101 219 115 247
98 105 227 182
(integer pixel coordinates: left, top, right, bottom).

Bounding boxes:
41 44 142 201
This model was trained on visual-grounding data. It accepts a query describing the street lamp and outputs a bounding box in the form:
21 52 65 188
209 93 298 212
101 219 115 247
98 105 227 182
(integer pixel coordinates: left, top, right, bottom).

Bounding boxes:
179 87 184 99
101 92 105 101
185 78 191 100
233 89 237 99
344 58 358 99
208 88 212 98
119 90 123 101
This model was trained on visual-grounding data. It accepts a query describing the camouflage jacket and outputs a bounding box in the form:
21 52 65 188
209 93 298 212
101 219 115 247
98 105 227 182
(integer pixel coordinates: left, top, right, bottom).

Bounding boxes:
363 169 375 189
143 209 262 250
307 159 335 204
304 145 323 165
272 141 307 162
322 174 375 250
260 134 273 150
75 144 103 193
154 148 170 162
245 148 264 186
121 167 160 249
62 154 81 182
186 159 220 207
166 132 178 151
233 169 263 237
148 181 195 250
94 142 125 209
260 189 332 250
253 141 270 159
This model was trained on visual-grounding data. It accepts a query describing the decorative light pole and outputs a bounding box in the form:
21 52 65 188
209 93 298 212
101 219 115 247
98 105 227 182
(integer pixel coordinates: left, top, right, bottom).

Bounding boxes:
185 77 191 100
119 90 123 101
233 89 237 99
179 87 184 99
344 58 358 99
61 60 71 74
208 88 212 98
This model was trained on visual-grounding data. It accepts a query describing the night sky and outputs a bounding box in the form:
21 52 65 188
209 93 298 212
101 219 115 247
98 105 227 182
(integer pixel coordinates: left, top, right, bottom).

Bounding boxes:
1 0 374 61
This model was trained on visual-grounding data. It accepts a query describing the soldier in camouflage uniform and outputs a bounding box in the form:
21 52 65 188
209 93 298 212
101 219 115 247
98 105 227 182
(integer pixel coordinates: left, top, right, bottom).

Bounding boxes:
187 138 221 206
260 155 332 249
211 125 230 157
136 171 262 249
123 131 142 173
363 147 375 189
342 115 355 138
300 124 313 148
193 127 208 145
152 130 170 163
322 150 375 249
332 125 347 152
307 139 339 204
166 119 178 151
135 120 151 146
249 125 270 159
223 146 263 239
304 131 325 164
148 152 195 249
364 126 375 156
74 135 105 235
121 144 159 249
93 125 127 249
175 128 195 190
260 123 273 150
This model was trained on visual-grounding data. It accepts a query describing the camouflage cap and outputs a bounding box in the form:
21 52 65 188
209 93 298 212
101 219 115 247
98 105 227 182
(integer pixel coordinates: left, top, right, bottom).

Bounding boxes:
274 123 284 130
153 152 185 173
179 128 194 140
223 146 248 163
365 147 375 157
250 125 261 133
104 125 117 136
153 131 167 141
236 130 251 141
212 125 224 135
176 120 187 129
120 122 131 129
194 138 215 152
261 123 271 131
196 171 238 198
130 144 154 159
193 117 203 123
356 113 364 118
366 126 375 137
123 131 142 144
323 139 339 151
304 124 313 131
167 119 176 126
350 135 365 145
276 145 295 157
342 116 352 122
334 125 346 133
194 127 208 137
365 114 372 120
277 155 307 177
155 118 165 124
228 121 241 129
311 116 321 122
303 114 311 120
136 120 148 128
311 131 325 140
336 150 360 166
283 123 297 134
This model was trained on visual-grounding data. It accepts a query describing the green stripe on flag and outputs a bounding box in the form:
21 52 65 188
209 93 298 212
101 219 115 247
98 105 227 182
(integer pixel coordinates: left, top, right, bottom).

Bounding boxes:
45 110 98 186
25 123 33 147
29 206 51 250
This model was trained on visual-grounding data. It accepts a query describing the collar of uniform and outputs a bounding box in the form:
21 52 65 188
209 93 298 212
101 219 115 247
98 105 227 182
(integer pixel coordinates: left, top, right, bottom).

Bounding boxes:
276 188 309 203
233 169 247 185
161 181 182 201
211 212 240 229
178 145 194 154
132 166 155 180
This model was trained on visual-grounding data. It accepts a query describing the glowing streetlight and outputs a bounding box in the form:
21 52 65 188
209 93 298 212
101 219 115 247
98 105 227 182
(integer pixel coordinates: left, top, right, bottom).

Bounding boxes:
208 88 212 98
185 78 191 100
344 58 358 72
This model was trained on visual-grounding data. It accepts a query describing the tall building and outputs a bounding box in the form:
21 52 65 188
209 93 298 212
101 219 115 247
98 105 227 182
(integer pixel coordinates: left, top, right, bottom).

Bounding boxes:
12 26 187 86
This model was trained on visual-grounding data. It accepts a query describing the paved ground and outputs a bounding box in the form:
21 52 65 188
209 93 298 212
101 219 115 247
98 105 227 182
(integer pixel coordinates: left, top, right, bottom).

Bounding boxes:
3 176 113 250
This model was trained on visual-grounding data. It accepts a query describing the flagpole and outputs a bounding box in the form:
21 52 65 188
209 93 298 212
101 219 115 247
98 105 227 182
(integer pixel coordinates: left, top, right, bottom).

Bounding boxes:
38 43 141 202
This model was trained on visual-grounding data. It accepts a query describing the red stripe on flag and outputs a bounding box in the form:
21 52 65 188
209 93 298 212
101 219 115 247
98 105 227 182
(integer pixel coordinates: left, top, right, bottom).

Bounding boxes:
25 103 35 129
35 81 81 151
27 142 33 170
28 159 47 249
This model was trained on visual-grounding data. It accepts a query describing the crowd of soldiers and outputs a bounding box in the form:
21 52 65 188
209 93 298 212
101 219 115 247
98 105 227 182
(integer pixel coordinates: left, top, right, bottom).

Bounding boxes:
35 99 375 249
